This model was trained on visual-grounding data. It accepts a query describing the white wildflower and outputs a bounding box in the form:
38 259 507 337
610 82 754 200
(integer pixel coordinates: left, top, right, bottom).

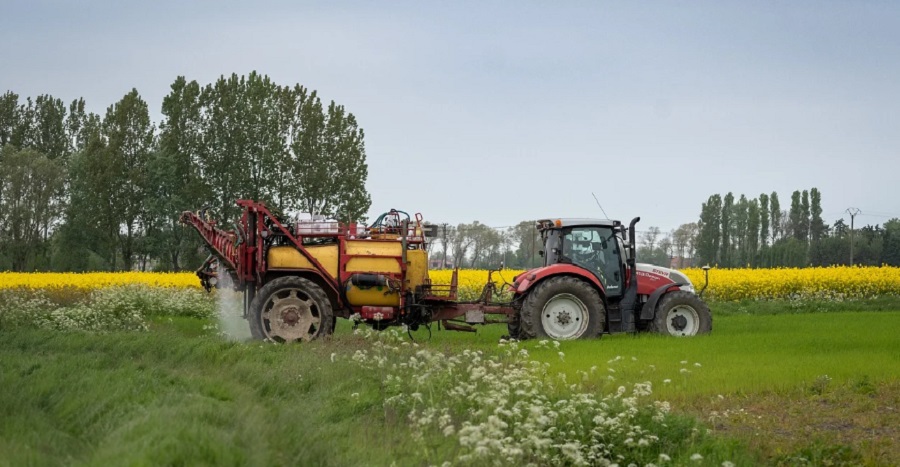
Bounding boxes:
690 453 703 462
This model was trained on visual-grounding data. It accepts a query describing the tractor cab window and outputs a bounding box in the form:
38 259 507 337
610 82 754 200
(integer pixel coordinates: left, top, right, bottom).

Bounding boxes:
561 227 623 296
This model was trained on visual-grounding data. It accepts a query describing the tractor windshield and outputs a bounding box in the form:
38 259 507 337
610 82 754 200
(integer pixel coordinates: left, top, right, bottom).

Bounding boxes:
559 227 624 296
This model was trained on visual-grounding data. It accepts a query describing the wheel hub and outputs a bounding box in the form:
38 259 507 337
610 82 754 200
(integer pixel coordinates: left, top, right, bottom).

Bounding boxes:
541 293 589 340
665 304 700 336
263 289 320 341
281 307 301 326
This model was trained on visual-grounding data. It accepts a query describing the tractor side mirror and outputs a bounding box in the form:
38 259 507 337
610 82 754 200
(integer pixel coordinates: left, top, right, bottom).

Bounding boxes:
538 250 544 257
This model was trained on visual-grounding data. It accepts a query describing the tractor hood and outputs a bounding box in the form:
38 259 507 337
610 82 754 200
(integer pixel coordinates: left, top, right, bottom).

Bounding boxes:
635 263 694 292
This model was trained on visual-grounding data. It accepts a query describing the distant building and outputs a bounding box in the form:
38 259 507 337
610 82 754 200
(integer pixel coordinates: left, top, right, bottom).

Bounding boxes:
429 257 455 269
669 256 695 269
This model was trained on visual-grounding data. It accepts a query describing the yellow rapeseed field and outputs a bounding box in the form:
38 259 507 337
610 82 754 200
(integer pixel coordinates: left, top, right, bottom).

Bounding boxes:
3 266 899 301
682 266 900 301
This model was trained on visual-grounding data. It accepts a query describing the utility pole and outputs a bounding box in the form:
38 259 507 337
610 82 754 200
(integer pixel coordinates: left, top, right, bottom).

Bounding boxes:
846 208 861 266
440 223 449 269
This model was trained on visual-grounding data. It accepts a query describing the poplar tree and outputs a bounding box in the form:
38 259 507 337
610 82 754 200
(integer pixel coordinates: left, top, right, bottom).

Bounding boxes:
721 192 734 266
770 192 781 243
150 76 206 270
697 194 722 266
789 191 802 240
732 195 749 266
809 187 826 242
759 193 769 248
746 199 760 266
102 89 155 270
799 189 810 242
63 131 119 269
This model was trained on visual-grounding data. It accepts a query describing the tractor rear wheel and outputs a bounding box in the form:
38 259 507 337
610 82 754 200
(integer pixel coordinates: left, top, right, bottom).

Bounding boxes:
506 308 522 340
248 276 335 342
650 291 712 337
520 276 605 340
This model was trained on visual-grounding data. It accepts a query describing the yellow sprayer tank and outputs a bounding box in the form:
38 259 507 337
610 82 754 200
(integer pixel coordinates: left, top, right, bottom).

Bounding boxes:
266 242 429 307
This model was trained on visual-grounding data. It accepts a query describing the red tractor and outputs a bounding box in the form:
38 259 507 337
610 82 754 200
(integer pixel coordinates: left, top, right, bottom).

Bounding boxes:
505 217 711 339
182 201 711 341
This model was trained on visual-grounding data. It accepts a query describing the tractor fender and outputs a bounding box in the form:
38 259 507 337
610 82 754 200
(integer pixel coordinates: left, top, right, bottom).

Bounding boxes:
512 264 605 296
639 282 687 320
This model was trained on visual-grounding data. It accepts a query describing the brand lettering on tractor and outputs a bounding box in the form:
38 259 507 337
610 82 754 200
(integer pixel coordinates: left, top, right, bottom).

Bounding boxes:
637 271 660 281
652 268 670 277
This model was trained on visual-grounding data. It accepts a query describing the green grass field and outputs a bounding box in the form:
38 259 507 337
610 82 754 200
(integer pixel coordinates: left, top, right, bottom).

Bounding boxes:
1 305 898 466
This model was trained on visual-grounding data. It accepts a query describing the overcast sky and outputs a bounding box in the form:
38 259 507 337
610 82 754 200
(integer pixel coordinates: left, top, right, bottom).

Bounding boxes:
3 1 899 232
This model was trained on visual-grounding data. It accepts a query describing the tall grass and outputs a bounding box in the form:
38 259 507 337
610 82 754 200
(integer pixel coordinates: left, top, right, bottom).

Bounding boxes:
2 285 899 465
0 327 751 466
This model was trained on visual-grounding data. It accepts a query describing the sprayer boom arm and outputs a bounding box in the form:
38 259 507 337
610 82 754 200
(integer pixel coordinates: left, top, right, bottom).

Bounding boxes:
180 211 240 271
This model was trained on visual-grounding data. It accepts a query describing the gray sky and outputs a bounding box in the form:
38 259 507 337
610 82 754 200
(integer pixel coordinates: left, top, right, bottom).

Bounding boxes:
3 1 899 232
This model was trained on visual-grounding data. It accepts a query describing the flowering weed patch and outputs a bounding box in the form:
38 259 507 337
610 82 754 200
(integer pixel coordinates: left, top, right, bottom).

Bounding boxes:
0 285 215 332
341 328 724 466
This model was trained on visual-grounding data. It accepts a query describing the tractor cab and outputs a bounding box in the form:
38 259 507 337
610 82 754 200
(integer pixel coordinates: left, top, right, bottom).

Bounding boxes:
536 218 635 298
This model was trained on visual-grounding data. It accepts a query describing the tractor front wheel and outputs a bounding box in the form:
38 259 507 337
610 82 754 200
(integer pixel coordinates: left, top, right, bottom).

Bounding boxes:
519 277 605 340
650 291 712 337
248 276 335 342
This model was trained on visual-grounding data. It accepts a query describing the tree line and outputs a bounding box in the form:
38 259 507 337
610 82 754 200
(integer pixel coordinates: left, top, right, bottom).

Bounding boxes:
428 185 900 270
694 189 900 268
5 77 897 273
0 72 370 272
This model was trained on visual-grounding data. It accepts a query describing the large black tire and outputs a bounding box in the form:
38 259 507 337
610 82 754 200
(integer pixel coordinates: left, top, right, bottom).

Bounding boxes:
506 309 522 340
519 276 605 340
650 290 712 337
248 276 335 342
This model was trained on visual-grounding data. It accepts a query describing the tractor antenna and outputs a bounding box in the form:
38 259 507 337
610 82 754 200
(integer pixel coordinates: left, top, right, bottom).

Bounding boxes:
591 192 610 219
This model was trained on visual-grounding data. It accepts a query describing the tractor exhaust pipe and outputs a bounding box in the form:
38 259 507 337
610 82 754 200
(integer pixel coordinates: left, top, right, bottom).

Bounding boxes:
620 217 641 332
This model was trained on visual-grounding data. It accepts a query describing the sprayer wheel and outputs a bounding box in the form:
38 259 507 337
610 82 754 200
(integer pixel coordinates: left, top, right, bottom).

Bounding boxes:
248 276 334 342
